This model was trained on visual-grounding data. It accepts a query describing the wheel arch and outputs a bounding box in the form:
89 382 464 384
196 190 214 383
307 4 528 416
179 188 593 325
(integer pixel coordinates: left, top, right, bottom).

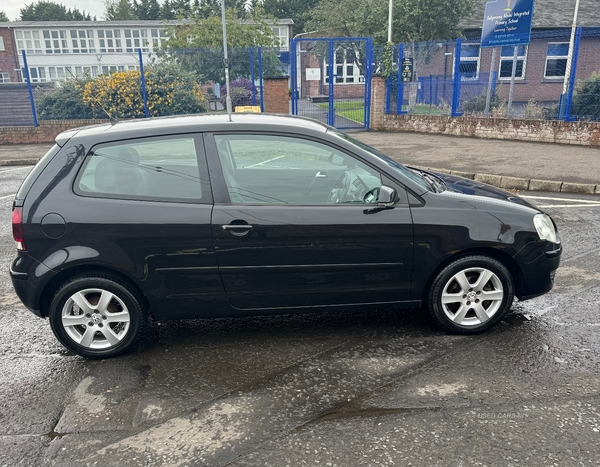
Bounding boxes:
38 264 153 319
421 247 524 303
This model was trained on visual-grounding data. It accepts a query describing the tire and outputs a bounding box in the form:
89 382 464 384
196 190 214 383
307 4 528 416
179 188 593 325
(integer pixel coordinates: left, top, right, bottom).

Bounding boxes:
49 274 147 359
427 255 514 334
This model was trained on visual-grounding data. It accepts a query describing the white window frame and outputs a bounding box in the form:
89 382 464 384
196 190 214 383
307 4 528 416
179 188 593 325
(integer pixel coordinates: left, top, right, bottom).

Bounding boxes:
324 49 364 85
0 36 5 51
124 29 149 52
15 30 43 54
43 29 69 54
544 42 569 79
271 26 289 51
47 66 74 81
151 28 168 49
97 29 122 53
25 66 48 83
0 72 10 83
70 29 96 53
499 45 528 81
458 43 480 81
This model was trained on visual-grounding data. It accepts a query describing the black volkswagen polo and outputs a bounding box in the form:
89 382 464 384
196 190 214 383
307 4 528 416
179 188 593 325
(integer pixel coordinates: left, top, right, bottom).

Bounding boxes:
10 114 562 358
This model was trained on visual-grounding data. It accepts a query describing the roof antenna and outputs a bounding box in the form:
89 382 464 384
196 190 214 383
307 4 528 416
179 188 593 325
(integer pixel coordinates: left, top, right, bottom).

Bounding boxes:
90 96 119 125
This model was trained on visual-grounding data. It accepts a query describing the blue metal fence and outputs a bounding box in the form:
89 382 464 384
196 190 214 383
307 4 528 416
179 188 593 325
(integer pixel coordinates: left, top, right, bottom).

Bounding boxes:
381 27 600 121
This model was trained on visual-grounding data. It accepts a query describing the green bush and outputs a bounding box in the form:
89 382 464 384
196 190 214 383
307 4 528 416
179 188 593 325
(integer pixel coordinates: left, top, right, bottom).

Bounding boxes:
571 72 600 120
461 91 501 113
36 79 104 120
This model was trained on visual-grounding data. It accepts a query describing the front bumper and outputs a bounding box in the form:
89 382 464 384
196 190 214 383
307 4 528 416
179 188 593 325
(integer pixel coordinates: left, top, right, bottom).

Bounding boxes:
515 241 562 301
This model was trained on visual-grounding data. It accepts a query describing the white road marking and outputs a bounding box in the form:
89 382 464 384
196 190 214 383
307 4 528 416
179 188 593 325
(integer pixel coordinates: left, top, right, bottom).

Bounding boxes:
0 166 33 173
245 155 285 168
0 194 15 200
539 204 600 208
523 195 600 204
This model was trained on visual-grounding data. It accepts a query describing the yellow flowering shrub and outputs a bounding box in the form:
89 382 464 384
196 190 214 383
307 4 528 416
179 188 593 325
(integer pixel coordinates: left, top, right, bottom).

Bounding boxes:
82 62 207 119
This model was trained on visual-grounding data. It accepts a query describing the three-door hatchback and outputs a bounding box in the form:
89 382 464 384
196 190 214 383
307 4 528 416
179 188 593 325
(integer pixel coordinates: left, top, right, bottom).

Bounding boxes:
10 114 562 358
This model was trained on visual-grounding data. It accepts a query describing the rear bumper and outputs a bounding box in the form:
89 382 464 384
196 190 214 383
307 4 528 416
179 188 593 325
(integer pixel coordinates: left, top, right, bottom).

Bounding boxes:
515 241 562 301
9 252 51 318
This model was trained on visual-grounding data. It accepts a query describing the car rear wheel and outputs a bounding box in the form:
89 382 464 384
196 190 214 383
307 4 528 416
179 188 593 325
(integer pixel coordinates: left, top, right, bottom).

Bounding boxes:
49 274 147 358
427 255 514 333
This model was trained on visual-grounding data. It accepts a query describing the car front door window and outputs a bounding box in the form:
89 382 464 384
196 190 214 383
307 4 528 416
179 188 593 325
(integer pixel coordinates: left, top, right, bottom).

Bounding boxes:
213 134 382 205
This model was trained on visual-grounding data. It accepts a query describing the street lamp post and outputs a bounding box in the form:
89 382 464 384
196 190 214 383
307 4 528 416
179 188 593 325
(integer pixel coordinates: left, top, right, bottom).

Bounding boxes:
560 0 581 119
221 0 232 121
387 0 393 43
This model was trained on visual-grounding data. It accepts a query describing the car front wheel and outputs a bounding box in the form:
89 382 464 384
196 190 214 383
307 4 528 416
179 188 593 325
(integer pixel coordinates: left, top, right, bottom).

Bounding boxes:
49 274 147 358
427 255 514 333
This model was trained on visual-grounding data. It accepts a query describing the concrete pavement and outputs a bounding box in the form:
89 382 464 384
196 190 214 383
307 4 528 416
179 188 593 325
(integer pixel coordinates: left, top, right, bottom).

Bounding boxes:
2 131 600 194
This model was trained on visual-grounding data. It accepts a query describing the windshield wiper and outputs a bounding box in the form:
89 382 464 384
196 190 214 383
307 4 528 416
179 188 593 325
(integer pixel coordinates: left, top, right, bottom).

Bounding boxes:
408 167 446 193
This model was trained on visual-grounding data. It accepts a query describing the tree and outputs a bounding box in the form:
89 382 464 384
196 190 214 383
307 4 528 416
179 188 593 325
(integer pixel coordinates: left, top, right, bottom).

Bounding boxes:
307 0 476 44
133 0 161 19
572 72 600 120
20 1 92 21
261 0 320 35
0 10 10 21
104 0 136 20
161 8 284 83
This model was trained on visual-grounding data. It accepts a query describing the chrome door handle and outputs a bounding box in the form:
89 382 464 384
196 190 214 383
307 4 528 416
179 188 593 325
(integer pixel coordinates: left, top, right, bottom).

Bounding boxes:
316 172 327 178
221 224 253 230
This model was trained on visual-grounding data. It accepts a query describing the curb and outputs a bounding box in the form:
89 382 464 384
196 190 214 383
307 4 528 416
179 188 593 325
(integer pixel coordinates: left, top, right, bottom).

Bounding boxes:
0 159 40 167
419 166 600 196
1 158 599 196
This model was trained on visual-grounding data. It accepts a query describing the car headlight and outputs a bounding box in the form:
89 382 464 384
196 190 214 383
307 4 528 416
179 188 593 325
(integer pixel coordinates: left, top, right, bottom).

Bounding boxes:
533 213 558 243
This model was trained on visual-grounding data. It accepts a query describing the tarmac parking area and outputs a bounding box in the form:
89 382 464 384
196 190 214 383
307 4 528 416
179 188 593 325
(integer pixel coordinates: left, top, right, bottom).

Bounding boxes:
0 167 599 467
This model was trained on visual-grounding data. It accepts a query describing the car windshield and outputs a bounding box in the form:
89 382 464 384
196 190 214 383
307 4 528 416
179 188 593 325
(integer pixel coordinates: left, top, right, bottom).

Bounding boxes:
329 130 431 192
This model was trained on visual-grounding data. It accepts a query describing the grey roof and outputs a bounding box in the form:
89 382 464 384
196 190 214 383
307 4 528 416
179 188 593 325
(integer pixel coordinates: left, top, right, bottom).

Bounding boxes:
464 0 600 29
61 113 326 143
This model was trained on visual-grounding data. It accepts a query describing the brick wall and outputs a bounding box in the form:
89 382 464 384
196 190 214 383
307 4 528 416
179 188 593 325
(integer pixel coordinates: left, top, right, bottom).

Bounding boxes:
0 27 20 83
0 119 109 144
264 77 290 114
370 76 600 147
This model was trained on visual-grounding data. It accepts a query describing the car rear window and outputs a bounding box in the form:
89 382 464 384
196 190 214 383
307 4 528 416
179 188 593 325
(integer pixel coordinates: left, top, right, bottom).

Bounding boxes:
15 144 61 204
74 136 210 204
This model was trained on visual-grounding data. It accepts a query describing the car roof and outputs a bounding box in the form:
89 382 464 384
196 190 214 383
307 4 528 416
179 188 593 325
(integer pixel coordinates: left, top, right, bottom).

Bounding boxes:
57 113 330 145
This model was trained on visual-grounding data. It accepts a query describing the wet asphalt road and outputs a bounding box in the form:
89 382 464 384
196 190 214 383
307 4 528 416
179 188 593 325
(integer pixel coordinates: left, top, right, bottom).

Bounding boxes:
1 166 599 467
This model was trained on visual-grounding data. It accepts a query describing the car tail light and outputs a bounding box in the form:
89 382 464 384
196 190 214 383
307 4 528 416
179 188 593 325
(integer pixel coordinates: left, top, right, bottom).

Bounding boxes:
12 207 26 251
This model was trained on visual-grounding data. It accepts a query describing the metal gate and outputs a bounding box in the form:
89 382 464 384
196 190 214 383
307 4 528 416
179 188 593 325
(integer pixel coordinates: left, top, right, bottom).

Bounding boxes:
290 37 373 130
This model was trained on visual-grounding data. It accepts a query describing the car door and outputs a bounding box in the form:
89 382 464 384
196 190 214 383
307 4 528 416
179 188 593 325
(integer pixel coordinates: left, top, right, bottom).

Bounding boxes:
70 134 226 320
205 132 415 311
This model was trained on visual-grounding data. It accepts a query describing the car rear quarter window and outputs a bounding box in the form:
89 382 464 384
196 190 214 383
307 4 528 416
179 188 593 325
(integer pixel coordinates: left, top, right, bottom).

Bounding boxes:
15 144 61 204
74 136 210 203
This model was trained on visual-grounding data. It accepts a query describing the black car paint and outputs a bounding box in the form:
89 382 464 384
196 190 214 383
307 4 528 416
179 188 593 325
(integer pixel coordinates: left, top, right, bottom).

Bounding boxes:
10 114 561 321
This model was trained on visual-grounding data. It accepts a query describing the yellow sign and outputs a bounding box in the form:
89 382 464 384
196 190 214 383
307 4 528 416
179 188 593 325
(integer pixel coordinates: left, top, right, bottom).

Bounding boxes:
234 106 261 113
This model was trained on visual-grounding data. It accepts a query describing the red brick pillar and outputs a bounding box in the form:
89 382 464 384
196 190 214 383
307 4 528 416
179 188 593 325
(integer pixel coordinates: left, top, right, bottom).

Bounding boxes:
370 75 386 130
263 77 290 114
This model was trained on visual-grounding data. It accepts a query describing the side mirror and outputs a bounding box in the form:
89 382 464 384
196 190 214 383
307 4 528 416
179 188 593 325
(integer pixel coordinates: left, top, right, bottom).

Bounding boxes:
377 185 396 207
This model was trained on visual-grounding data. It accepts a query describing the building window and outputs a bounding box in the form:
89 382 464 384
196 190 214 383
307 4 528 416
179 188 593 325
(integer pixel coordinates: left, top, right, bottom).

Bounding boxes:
43 30 69 54
0 73 10 83
0 36 5 51
151 28 167 49
24 67 47 83
74 66 100 78
324 49 364 85
15 30 43 54
545 42 569 79
271 26 289 51
70 30 96 53
48 66 74 81
124 29 149 52
98 30 122 53
459 43 480 80
499 45 527 80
